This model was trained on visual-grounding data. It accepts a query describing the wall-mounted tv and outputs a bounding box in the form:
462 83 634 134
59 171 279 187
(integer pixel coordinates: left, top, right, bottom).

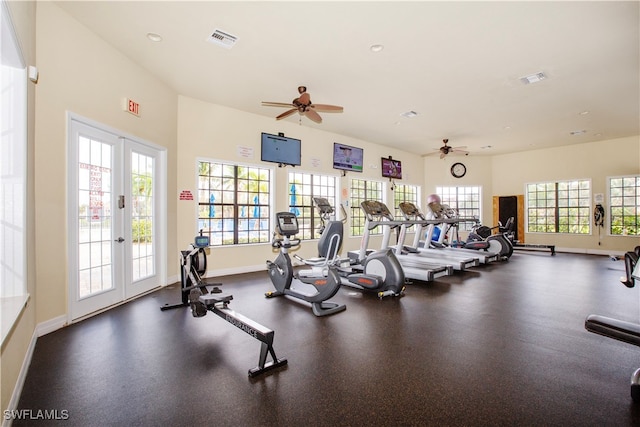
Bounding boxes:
261 133 301 167
381 157 402 179
333 142 363 173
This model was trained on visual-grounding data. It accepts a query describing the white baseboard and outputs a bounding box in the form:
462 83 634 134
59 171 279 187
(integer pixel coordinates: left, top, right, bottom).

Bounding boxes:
35 315 67 337
552 247 626 257
206 264 267 278
3 328 38 427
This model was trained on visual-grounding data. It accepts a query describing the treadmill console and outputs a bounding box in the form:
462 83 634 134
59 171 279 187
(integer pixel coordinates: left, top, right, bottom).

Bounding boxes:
275 212 299 237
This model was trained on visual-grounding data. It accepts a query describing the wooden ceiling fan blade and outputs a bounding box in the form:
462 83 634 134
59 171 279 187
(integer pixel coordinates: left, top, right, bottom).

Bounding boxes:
452 146 468 151
262 101 294 108
440 152 446 159
305 109 323 123
298 92 311 105
276 109 298 120
311 104 344 113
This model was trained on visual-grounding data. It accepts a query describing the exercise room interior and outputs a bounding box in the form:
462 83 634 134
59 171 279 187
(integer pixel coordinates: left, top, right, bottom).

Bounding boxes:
2 1 640 425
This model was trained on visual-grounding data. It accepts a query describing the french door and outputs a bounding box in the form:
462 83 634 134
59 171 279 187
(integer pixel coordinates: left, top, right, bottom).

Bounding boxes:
68 116 166 320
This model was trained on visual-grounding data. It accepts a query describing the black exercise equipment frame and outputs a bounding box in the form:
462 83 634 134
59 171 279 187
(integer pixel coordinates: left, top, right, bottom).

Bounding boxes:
199 293 288 377
161 236 287 377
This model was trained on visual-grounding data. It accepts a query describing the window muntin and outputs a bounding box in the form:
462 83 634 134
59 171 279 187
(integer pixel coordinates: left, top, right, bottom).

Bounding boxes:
288 172 338 240
609 176 639 236
393 184 420 219
197 161 271 246
350 179 384 236
526 180 591 234
436 186 481 231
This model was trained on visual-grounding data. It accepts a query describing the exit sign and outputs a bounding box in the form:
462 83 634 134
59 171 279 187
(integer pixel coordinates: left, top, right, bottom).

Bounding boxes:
124 98 140 116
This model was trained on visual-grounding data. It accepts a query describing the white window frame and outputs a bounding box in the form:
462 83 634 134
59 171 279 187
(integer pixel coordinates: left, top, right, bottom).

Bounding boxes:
1 0 29 344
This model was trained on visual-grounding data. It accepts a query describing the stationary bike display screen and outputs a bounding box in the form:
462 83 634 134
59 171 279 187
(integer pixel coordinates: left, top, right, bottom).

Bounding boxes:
276 212 299 236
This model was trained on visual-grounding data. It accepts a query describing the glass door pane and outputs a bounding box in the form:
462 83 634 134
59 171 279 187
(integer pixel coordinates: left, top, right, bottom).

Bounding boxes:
77 136 115 298
130 151 154 282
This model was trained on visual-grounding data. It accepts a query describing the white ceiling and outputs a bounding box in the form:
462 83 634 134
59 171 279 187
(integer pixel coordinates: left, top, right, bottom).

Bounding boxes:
55 1 639 156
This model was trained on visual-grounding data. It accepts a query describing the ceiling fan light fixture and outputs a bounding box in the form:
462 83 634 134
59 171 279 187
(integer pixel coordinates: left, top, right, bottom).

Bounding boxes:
520 72 547 85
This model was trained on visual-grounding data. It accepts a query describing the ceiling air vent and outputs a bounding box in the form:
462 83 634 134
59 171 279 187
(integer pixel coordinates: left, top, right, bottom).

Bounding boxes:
207 29 238 49
520 72 547 85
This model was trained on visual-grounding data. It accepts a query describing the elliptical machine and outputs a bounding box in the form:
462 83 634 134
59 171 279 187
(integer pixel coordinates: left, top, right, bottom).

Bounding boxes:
466 221 514 259
266 212 346 316
299 197 405 298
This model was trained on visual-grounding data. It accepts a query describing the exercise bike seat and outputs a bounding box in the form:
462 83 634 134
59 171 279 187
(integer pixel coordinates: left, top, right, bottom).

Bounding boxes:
585 314 640 347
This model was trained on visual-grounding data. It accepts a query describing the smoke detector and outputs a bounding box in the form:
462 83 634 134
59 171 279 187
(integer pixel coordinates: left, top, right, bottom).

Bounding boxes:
207 29 238 49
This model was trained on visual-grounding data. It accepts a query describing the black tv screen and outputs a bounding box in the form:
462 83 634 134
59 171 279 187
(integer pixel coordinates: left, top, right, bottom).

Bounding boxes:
333 142 363 172
261 133 301 166
381 158 402 179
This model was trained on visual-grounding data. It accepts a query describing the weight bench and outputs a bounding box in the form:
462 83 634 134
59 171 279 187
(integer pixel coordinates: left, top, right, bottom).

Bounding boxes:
585 255 640 400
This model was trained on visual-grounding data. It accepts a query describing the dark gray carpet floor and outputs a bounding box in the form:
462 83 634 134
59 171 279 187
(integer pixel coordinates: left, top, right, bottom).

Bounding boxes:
14 251 640 426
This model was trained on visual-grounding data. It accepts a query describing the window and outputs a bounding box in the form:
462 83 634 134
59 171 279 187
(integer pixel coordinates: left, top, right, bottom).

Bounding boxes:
288 172 338 240
526 180 591 234
350 179 384 236
609 176 639 236
393 184 420 219
1 2 28 343
436 186 481 231
197 160 271 246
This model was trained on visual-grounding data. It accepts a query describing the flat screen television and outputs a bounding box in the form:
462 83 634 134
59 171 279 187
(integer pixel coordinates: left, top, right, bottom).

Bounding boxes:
333 142 363 173
261 133 301 166
381 157 402 179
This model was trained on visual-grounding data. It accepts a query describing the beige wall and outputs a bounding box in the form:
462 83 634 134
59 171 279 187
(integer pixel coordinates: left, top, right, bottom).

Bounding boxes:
424 154 495 225
1 0 37 414
33 1 178 325
3 0 639 414
177 95 425 271
491 136 640 252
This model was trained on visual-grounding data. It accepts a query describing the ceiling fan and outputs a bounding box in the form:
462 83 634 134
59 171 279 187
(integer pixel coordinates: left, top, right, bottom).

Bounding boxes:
261 86 343 124
430 139 469 159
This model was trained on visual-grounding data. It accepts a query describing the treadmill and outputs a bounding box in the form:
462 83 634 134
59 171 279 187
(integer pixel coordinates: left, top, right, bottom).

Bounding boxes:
421 203 501 264
396 202 480 271
348 201 453 282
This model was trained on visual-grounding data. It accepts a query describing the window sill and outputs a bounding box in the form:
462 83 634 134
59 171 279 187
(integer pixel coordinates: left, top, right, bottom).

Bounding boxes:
1 293 31 346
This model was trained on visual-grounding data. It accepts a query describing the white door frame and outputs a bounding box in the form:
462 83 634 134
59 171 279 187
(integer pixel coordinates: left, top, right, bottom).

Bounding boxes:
67 112 167 322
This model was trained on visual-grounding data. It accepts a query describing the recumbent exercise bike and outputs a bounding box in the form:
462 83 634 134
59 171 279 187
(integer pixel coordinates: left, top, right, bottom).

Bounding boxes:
266 212 346 316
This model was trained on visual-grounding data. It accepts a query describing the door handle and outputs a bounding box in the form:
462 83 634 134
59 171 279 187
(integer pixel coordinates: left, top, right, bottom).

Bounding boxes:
115 237 125 243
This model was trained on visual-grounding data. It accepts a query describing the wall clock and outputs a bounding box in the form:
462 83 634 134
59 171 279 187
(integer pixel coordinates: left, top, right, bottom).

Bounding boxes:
451 162 466 178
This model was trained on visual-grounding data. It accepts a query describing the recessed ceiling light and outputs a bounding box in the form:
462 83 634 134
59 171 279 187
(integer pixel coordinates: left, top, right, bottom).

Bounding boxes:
370 44 384 53
520 72 547 85
400 111 417 118
481 145 492 150
146 33 163 42
579 110 590 116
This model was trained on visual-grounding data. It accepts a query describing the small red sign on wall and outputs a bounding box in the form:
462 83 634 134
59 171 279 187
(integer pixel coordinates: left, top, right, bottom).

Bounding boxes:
179 190 193 201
